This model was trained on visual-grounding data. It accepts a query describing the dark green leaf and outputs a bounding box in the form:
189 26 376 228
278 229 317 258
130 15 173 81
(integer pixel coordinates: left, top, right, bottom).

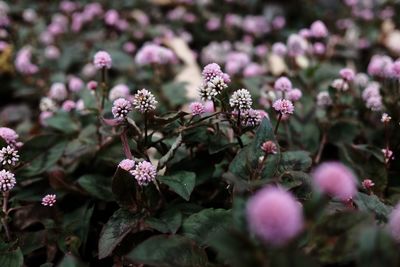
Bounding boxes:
112 167 137 208
126 235 208 267
182 208 232 246
98 209 142 259
158 171 196 201
145 208 182 234
77 174 113 201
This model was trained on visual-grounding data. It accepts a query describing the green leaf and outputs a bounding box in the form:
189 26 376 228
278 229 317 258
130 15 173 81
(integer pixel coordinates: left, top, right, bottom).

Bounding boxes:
278 151 312 172
0 246 23 267
45 112 80 134
161 82 187 106
112 168 137 208
98 209 142 259
158 171 196 201
19 140 67 177
356 226 399 267
182 208 232 246
125 235 209 267
328 120 360 144
209 228 263 267
354 193 392 222
145 208 182 234
19 134 64 162
229 118 279 180
77 174 113 201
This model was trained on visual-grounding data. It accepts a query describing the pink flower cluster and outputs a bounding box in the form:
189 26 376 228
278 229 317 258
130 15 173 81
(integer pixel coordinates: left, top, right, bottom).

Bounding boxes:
135 43 176 65
246 186 304 246
312 162 357 201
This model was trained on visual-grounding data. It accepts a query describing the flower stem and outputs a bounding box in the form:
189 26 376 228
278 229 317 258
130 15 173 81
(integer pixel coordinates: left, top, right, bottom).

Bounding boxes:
100 68 107 110
144 111 148 147
274 113 283 134
120 130 132 160
2 192 10 241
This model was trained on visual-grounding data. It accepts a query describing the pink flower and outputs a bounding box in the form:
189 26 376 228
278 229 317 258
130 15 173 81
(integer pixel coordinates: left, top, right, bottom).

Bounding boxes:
112 98 132 119
313 42 326 55
130 161 157 186
87 80 98 91
189 102 205 116
389 203 400 242
109 84 130 101
123 42 136 54
381 113 391 123
339 68 355 81
246 186 304 246
202 63 226 82
15 46 39 75
41 194 56 206
62 100 76 112
203 101 215 113
44 46 60 59
206 17 221 31
68 76 84 92
104 9 119 26
312 162 357 201
93 51 112 69
287 34 307 57
48 83 67 101
0 127 19 146
0 170 16 192
261 141 278 154
272 99 294 114
135 43 176 65
287 88 302 102
274 77 292 92
382 148 394 163
272 42 287 56
241 109 262 127
310 20 328 38
362 179 375 190
118 159 135 171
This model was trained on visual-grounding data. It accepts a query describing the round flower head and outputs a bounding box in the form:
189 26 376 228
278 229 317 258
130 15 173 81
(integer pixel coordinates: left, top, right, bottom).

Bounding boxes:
389 203 400 242
48 82 67 101
0 127 19 146
41 194 56 206
208 76 228 94
388 204 400 242
133 89 158 113
189 102 205 116
312 162 357 201
261 141 278 154
62 100 76 112
241 109 262 127
310 20 328 38
109 84 130 101
87 80 98 91
331 79 349 91
382 148 394 163
68 76 84 92
118 159 135 171
362 179 375 190
317 92 332 107
272 99 294 114
339 68 355 81
381 113 391 123
246 186 304 246
40 97 58 112
130 161 157 186
229 89 252 111
112 98 132 120
0 170 16 192
202 63 224 82
287 34 307 57
93 50 112 69
366 96 383 111
287 88 302 101
274 77 292 92
272 42 287 56
0 146 19 166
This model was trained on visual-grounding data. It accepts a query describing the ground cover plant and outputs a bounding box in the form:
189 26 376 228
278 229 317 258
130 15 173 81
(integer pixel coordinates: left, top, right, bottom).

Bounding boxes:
1 0 400 266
